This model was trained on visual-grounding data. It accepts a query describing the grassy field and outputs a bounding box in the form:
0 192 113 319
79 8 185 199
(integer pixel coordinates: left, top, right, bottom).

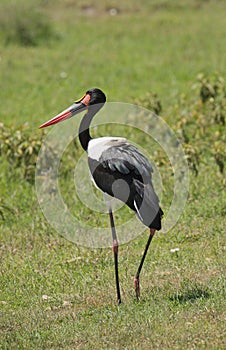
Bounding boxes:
0 1 225 349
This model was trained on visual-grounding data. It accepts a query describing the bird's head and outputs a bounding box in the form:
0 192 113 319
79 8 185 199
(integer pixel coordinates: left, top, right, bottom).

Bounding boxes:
39 88 106 128
86 88 106 106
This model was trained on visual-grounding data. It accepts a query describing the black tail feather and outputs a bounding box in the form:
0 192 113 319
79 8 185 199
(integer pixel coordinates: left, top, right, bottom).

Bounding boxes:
133 179 163 230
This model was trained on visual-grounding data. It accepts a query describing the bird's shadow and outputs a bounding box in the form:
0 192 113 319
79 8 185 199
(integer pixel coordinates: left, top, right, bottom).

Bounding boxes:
169 285 211 304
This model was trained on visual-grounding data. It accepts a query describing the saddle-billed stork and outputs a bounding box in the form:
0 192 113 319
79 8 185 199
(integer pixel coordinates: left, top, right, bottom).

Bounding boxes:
40 88 163 304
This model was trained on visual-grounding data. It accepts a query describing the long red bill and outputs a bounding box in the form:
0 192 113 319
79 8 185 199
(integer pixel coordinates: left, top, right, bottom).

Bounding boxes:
39 100 88 129
39 109 73 128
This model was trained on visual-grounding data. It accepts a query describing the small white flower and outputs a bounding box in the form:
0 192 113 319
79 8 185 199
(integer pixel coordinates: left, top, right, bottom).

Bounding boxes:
42 294 51 300
170 248 180 253
109 8 118 16
60 72 67 79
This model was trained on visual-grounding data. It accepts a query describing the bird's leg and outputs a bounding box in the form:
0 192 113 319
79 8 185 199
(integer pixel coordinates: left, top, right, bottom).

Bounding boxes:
108 208 121 305
134 228 155 300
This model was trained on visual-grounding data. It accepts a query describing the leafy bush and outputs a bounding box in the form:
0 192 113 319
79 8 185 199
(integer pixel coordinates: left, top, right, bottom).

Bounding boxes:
0 2 55 46
0 123 79 183
134 74 225 176
0 74 225 183
0 123 44 182
176 73 225 175
134 92 162 115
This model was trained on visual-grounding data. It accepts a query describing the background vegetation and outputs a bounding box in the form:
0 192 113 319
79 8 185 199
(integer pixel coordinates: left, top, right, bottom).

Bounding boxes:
0 0 225 349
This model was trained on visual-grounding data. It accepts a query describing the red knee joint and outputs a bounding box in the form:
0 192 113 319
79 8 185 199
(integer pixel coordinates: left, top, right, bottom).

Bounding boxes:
113 239 118 254
134 277 139 289
150 228 156 237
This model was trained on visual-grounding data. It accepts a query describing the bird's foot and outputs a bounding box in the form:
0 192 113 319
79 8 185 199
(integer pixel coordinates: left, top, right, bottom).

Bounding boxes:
134 277 140 300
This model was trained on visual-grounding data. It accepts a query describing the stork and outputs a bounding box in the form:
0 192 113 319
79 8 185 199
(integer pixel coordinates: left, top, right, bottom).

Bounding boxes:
40 88 163 304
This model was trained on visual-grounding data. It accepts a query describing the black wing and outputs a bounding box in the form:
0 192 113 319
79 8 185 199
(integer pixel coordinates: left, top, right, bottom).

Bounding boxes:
99 142 153 180
88 142 163 230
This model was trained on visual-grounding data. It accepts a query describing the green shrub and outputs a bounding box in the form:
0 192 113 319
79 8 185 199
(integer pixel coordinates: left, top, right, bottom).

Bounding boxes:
134 92 162 115
0 74 225 183
0 2 55 46
176 73 225 175
0 123 44 182
0 123 79 183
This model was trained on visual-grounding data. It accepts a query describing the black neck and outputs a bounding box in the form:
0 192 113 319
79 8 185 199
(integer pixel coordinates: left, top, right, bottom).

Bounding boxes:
78 105 103 151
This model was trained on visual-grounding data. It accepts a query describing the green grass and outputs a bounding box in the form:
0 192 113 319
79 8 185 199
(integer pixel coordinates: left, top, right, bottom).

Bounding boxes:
0 170 225 349
0 0 226 125
0 1 226 349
